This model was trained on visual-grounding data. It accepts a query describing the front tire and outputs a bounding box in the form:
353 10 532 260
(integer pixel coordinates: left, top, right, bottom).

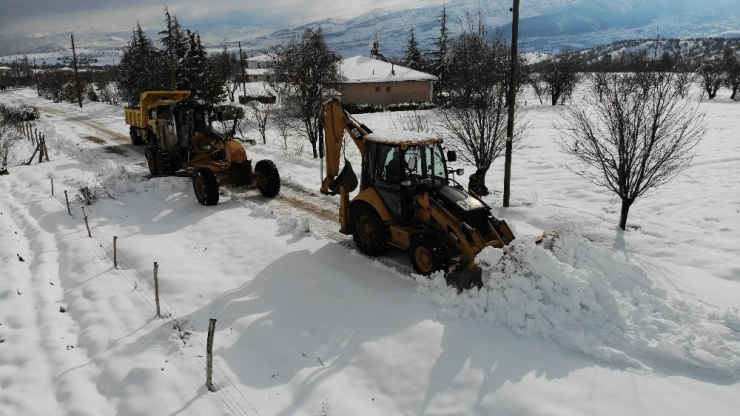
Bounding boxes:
254 159 280 197
192 168 219 206
351 203 390 256
409 236 449 276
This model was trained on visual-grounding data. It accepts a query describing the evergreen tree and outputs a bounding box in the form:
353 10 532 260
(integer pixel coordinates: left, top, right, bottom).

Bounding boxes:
118 23 165 106
428 4 450 90
158 8 188 89
179 31 224 104
403 27 423 70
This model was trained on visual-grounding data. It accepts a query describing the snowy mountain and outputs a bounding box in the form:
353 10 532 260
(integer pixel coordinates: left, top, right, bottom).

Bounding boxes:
0 0 738 61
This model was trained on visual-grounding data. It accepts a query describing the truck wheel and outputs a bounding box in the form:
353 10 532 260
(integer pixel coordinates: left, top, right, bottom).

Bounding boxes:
351 203 389 256
130 126 144 145
144 146 159 176
409 236 449 276
192 168 219 206
254 159 280 197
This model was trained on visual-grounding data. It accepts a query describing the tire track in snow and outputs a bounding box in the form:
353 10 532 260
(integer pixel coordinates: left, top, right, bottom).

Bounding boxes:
0 179 109 415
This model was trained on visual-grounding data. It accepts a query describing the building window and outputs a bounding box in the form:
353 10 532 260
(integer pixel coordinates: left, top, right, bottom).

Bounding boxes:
375 86 380 92
386 86 391 92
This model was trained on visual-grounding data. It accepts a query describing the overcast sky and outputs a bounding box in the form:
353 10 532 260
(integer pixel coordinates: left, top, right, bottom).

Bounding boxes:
0 0 443 36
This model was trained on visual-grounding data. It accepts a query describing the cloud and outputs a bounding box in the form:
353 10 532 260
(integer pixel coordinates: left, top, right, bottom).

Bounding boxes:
0 0 432 36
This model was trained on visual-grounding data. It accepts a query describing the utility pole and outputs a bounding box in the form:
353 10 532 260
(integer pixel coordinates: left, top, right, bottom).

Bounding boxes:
238 41 246 102
71 34 83 108
503 0 520 207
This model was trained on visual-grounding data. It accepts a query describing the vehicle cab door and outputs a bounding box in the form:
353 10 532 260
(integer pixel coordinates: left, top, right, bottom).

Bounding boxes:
366 143 403 221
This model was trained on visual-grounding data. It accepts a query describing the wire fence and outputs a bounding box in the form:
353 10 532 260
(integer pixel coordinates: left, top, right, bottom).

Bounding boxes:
55 191 261 416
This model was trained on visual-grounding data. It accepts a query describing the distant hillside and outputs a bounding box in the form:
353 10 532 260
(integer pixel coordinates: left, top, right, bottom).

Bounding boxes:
1 0 738 63
578 38 740 66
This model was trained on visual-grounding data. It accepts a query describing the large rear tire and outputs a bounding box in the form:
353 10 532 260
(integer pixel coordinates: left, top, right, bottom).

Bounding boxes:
192 168 219 206
409 236 449 276
254 159 280 197
351 203 390 256
130 126 144 145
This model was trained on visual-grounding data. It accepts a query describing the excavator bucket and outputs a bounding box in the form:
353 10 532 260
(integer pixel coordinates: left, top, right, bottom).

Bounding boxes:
330 159 358 195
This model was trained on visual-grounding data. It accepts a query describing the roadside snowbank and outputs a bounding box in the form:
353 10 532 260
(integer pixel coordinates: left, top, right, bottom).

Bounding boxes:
416 234 740 378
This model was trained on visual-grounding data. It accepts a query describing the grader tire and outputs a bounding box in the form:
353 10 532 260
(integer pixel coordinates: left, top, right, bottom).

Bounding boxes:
351 203 390 256
192 168 219 206
254 159 280 197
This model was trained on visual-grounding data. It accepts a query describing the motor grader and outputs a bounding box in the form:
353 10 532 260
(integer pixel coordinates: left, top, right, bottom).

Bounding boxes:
320 99 516 288
125 91 280 206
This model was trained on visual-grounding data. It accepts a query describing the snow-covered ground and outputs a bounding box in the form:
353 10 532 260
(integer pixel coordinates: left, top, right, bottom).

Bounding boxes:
0 85 738 416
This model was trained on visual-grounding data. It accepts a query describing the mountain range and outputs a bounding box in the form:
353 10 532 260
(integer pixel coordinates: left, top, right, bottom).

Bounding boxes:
0 0 738 64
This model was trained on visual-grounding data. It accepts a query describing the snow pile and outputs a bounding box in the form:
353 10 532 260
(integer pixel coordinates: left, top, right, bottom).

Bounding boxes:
276 216 312 238
417 234 740 376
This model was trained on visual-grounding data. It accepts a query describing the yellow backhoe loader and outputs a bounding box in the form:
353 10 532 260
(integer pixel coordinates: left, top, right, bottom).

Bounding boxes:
321 99 516 288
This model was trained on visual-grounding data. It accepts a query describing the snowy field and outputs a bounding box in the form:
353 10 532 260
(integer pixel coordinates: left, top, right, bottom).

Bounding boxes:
0 85 739 416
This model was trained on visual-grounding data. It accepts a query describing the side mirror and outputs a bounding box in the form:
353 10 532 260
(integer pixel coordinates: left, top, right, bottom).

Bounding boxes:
247 139 257 146
456 168 465 176
447 151 457 162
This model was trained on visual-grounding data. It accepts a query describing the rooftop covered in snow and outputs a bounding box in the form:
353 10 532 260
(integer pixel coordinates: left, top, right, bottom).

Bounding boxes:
341 56 437 84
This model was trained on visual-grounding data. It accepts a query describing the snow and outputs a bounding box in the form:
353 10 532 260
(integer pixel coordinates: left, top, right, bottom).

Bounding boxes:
341 56 437 83
0 84 739 415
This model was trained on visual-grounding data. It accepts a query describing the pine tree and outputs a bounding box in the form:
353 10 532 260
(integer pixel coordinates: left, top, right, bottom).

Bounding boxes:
403 27 423 70
158 8 188 89
179 31 224 104
428 4 450 90
118 22 165 106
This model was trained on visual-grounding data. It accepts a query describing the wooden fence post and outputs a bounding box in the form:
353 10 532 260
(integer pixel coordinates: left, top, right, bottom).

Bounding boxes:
64 190 71 215
50 178 54 196
153 262 161 318
206 318 217 392
113 236 118 269
81 206 91 238
43 136 49 162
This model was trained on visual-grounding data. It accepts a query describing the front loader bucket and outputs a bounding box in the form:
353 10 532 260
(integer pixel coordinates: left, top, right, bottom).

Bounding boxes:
330 159 358 194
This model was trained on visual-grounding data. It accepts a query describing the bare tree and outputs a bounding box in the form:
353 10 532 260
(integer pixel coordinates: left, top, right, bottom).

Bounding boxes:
542 47 582 105
269 28 343 158
244 98 275 144
697 55 724 99
587 72 609 102
211 45 240 102
391 109 433 133
723 48 740 100
558 72 706 230
528 73 549 105
437 17 524 191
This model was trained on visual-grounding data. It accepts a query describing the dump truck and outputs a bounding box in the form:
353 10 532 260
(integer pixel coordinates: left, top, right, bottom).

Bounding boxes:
125 91 280 206
320 99 516 288
124 91 190 145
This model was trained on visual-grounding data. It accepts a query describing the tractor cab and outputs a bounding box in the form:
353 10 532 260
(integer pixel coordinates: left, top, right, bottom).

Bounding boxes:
362 133 463 223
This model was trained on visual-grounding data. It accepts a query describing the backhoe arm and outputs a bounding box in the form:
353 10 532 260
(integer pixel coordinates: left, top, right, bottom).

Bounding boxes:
321 99 370 195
